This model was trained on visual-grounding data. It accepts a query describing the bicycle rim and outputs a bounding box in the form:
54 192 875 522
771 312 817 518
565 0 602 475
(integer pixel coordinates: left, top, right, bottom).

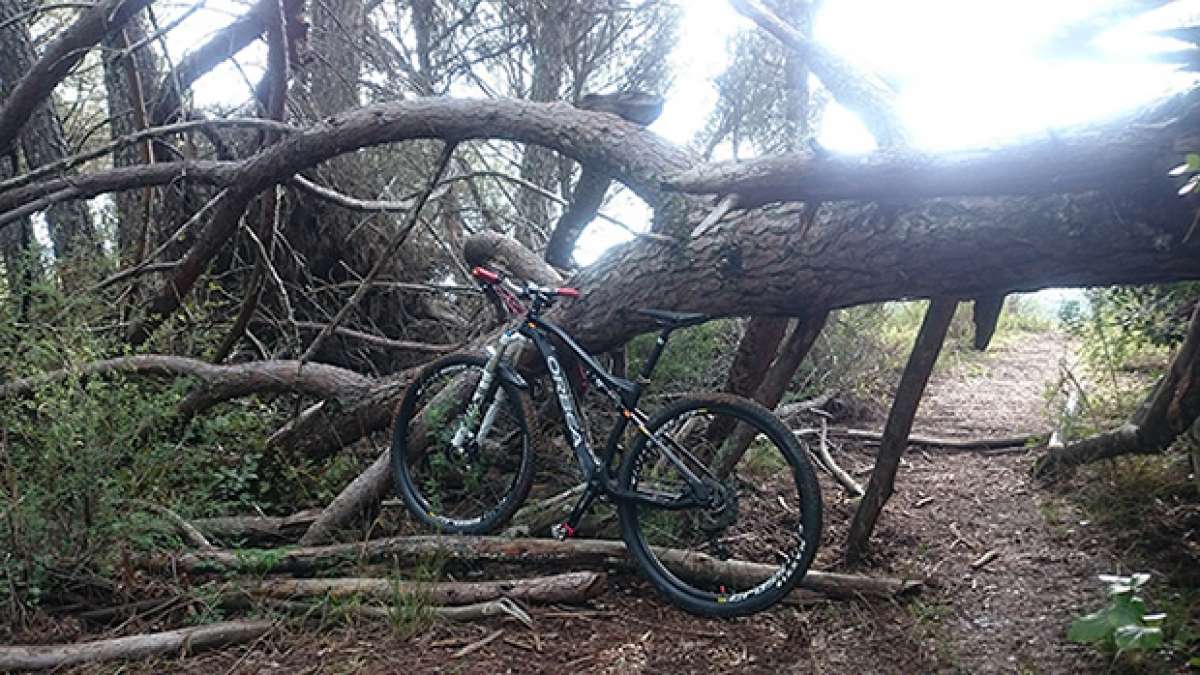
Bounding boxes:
618 396 821 615
394 355 532 532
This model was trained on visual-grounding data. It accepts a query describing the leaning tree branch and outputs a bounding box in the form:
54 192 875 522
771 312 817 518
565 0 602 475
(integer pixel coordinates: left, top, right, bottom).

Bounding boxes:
0 356 373 419
846 297 958 564
0 0 157 154
147 0 273 124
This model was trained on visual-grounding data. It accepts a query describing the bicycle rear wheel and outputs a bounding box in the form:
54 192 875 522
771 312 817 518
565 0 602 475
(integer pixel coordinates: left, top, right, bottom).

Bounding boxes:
391 353 535 534
616 394 822 617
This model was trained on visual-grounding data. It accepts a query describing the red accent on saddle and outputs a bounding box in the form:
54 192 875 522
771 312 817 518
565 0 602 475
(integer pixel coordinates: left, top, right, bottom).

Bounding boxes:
472 266 500 284
560 523 576 538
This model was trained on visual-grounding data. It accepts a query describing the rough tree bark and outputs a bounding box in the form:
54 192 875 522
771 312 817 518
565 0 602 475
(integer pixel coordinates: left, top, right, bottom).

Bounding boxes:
0 620 272 671
845 297 958 563
543 93 666 269
0 0 155 154
102 14 159 263
0 0 99 262
248 571 605 605
65 97 1190 349
138 535 921 600
0 355 373 418
972 293 1006 350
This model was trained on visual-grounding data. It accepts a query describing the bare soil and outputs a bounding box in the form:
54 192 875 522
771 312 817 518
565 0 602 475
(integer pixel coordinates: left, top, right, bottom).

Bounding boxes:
31 329 1195 673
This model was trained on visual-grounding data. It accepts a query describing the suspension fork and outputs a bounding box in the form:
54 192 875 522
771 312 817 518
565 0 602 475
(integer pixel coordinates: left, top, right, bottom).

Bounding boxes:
450 330 525 451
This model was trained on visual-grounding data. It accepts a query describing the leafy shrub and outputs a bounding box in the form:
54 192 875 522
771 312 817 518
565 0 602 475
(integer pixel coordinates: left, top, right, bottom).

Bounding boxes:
1069 573 1165 655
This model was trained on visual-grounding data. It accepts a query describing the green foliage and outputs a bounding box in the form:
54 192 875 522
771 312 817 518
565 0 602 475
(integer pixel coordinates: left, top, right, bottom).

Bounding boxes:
0 286 353 625
1069 573 1165 656
1057 285 1196 433
627 319 739 396
1168 153 1200 195
790 296 1053 413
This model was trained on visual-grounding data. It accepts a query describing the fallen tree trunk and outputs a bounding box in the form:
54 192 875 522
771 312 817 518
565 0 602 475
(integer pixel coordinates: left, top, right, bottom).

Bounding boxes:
139 536 921 600
193 509 323 545
95 94 1200 347
297 449 393 546
0 620 272 672
249 570 605 605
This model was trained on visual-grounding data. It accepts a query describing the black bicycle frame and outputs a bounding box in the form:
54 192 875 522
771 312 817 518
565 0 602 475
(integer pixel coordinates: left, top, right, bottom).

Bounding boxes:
516 314 716 511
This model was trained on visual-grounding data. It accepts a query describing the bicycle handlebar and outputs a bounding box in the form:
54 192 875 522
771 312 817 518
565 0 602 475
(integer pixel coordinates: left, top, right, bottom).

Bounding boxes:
471 265 580 311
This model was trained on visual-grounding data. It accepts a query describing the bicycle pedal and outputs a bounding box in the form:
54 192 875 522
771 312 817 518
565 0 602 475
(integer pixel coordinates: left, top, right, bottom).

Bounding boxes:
550 522 575 541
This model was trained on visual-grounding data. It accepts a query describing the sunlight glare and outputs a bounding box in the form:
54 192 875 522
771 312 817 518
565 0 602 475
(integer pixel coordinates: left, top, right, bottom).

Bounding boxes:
814 0 1200 151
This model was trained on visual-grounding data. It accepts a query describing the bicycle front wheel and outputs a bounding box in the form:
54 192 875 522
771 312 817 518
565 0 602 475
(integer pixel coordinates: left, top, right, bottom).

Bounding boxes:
616 394 822 617
391 353 535 534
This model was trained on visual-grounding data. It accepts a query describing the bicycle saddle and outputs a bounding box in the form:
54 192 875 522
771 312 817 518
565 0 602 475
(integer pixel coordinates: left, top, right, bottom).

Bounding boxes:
637 308 711 328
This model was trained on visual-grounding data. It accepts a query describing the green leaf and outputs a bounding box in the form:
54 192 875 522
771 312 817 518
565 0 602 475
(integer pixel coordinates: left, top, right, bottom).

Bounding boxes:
1187 656 1200 668
1113 624 1163 653
1069 609 1114 645
1109 593 1147 627
1187 153 1200 171
1178 175 1200 196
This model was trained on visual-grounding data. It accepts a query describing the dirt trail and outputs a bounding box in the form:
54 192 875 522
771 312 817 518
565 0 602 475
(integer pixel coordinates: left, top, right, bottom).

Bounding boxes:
912 332 1075 439
94 330 1122 674
834 330 1118 674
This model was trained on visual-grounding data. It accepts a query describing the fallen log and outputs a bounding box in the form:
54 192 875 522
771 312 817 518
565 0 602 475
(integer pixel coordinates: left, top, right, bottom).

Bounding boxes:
255 597 533 626
249 570 604 606
0 620 272 671
193 509 323 545
138 536 921 600
815 427 1037 451
501 485 587 537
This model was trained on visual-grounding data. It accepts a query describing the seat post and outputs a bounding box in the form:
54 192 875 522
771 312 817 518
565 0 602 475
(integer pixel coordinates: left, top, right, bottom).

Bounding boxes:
638 327 674 380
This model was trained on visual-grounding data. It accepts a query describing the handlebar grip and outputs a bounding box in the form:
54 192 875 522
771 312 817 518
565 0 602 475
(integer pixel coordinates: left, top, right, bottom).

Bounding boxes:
555 287 580 298
472 266 500 284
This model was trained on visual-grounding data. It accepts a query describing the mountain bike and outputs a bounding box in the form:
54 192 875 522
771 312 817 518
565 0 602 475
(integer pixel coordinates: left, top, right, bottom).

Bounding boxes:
390 265 822 616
